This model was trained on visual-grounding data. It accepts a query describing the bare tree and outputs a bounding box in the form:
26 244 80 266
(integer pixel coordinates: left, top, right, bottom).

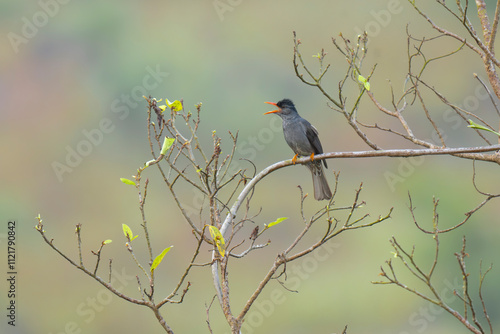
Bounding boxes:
291 0 500 333
36 1 500 333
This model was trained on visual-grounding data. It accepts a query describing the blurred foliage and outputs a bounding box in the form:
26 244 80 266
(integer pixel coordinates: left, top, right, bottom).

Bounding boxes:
1 0 499 333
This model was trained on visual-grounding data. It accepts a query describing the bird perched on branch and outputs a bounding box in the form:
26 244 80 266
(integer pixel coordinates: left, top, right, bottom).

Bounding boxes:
264 99 332 201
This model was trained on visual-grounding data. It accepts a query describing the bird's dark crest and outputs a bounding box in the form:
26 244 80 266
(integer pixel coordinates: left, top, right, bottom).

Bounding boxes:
277 99 295 109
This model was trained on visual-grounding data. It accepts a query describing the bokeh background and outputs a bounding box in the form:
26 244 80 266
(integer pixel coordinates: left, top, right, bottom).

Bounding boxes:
1 0 500 333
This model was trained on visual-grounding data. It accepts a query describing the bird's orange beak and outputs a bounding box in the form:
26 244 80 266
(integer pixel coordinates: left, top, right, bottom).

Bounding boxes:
264 101 280 114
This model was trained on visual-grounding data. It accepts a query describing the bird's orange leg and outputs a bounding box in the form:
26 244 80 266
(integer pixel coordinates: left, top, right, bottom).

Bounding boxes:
310 153 315 161
292 154 299 164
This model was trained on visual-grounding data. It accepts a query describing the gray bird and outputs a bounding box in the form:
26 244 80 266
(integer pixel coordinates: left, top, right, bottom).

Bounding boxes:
265 99 332 201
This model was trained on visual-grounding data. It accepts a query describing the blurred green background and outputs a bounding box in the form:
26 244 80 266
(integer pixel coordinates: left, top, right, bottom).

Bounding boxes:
1 0 499 333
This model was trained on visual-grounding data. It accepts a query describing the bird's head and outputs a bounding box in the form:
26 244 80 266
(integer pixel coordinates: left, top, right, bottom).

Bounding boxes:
264 99 297 117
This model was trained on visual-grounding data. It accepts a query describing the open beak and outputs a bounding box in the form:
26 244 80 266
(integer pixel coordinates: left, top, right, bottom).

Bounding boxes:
264 101 280 114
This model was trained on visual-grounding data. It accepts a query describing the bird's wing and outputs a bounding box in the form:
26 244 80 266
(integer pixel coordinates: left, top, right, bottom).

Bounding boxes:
305 122 328 168
305 124 322 154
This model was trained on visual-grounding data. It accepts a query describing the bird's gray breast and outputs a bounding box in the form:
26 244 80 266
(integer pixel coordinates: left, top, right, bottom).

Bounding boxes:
282 118 314 156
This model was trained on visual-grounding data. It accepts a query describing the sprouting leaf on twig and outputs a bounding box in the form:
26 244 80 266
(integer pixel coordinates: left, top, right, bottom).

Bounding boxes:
151 246 173 273
166 99 183 112
467 119 500 136
207 225 226 257
160 137 175 155
265 217 288 229
357 75 371 91
120 178 136 186
122 224 138 241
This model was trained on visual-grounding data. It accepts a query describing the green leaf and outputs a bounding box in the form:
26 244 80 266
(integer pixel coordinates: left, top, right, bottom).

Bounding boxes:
160 137 175 155
120 178 136 186
166 99 183 112
103 239 112 245
207 225 226 257
151 246 173 273
468 119 500 136
358 75 370 91
267 217 288 228
122 224 133 239
122 224 138 241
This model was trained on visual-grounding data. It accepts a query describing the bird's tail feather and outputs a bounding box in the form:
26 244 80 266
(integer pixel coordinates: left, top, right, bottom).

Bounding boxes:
308 162 332 201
